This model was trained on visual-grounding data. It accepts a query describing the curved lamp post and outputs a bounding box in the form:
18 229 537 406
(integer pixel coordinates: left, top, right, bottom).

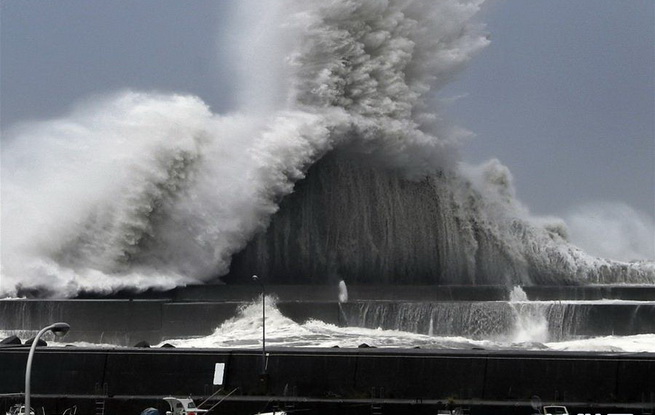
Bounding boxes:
25 322 70 414
252 275 266 375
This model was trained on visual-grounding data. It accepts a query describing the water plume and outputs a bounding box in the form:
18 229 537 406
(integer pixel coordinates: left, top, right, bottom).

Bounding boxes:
338 280 349 303
564 202 655 262
1 93 343 296
2 0 653 297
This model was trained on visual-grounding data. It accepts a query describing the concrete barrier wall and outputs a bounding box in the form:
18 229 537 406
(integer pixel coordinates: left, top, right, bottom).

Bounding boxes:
73 284 655 302
1 347 653 404
0 300 166 345
579 304 655 336
353 352 486 400
0 301 247 346
3 299 655 345
0 300 344 346
525 285 655 301
482 353 618 401
616 356 655 403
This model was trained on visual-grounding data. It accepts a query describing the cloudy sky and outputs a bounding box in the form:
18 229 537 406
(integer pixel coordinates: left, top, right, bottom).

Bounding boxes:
1 0 653 260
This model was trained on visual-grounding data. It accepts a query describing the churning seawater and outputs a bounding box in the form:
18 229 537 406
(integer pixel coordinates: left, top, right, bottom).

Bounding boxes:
154 293 655 353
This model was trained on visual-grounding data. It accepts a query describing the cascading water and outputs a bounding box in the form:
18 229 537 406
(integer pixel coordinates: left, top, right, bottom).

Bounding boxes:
340 286 655 344
1 0 654 297
507 286 549 343
338 280 348 304
151 295 655 351
337 280 349 325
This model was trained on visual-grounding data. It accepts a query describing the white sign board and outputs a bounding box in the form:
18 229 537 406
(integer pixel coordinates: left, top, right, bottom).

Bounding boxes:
213 362 225 385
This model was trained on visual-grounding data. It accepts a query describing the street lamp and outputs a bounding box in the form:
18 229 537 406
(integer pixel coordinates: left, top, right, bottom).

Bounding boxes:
251 275 266 375
25 322 70 414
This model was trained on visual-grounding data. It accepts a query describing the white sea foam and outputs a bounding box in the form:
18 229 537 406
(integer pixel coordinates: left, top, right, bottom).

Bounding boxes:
338 280 349 303
0 0 490 296
508 285 529 302
546 334 655 353
156 298 655 353
1 0 654 297
1 94 343 295
158 297 490 350
4 298 652 352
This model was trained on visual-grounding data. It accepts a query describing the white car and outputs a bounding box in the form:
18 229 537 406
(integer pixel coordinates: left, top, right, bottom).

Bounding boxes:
541 406 569 415
5 405 35 415
162 397 209 415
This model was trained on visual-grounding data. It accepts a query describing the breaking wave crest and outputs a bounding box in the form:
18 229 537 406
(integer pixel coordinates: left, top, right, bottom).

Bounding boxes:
1 93 343 295
159 297 655 352
1 0 653 296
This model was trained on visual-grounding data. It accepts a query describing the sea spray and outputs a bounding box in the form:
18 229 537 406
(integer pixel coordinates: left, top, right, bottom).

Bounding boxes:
337 279 349 325
2 0 654 297
338 280 348 303
1 0 491 296
507 286 549 344
508 286 529 302
227 152 655 285
1 96 348 295
156 298 655 352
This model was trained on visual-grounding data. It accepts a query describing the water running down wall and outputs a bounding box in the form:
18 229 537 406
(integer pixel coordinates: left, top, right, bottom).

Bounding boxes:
2 295 654 348
1 0 653 297
225 153 655 286
343 300 655 342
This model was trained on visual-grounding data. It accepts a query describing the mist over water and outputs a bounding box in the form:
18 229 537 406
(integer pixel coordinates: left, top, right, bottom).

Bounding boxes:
564 202 655 262
1 0 654 296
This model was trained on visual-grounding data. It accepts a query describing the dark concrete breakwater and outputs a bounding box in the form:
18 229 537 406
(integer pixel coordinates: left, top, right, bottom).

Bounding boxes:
2 285 654 413
2 285 655 345
1 346 654 415
2 298 655 346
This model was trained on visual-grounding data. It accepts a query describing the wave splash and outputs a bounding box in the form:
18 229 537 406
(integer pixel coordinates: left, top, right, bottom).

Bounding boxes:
158 297 655 353
1 0 653 296
1 93 342 295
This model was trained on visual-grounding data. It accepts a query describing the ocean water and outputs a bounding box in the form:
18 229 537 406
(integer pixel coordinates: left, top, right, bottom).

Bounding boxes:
2 290 653 352
1 0 653 358
2 0 653 297
151 294 655 353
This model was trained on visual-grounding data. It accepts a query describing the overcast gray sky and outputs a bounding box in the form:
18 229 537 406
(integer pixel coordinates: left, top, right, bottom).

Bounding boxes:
1 0 653 259
443 1 654 216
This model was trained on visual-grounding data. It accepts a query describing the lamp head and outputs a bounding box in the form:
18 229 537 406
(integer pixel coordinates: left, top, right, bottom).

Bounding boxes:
50 322 70 338
252 275 258 281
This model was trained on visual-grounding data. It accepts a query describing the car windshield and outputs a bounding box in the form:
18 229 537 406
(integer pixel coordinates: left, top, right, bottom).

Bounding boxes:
544 407 567 415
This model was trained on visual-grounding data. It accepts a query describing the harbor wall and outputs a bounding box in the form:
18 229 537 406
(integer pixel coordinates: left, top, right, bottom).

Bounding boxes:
0 300 343 345
3 297 655 346
1 347 654 405
0 347 655 403
70 284 655 302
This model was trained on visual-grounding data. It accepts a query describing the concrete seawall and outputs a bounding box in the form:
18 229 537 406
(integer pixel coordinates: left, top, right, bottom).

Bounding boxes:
2 297 654 345
1 346 654 414
70 284 655 302
0 347 655 407
0 300 344 345
3 285 653 413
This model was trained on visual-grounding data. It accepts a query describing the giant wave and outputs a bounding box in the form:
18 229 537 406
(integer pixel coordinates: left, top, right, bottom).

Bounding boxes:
1 0 653 297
